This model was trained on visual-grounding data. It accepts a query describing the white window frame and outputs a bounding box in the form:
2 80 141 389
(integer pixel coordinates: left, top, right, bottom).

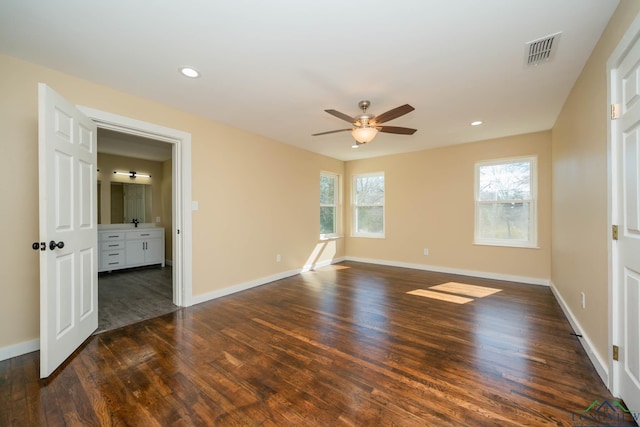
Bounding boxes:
352 172 385 238
320 172 340 239
474 156 537 248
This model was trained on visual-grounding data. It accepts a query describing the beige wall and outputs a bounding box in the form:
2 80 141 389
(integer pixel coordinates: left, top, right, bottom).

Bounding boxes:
551 1 640 363
0 54 344 350
345 131 552 281
97 153 164 225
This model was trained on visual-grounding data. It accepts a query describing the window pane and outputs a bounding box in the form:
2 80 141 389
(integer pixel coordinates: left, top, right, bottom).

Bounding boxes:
320 175 335 205
320 206 336 234
356 206 383 234
355 175 384 205
479 162 530 201
478 202 530 240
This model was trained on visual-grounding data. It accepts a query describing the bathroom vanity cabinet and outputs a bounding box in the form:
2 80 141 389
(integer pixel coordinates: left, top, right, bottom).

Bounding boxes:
98 227 165 272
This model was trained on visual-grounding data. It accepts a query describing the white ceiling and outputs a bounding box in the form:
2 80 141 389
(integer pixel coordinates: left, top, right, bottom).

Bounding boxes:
0 0 620 161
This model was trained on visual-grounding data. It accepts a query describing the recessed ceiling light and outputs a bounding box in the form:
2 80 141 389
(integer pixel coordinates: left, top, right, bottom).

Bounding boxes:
180 67 200 78
470 120 483 126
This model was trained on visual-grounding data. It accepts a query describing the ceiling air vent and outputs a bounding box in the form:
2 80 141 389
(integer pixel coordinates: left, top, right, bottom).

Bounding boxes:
525 32 562 66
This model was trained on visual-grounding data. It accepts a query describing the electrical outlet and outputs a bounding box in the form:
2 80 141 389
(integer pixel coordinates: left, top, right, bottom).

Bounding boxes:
276 254 281 262
581 292 586 309
423 248 429 256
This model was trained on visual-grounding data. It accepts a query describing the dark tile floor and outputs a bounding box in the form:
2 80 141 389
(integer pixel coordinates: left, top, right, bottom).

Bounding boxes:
97 265 178 333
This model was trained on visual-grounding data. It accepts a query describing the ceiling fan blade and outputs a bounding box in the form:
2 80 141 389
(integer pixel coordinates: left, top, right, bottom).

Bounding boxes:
373 104 415 124
378 126 417 135
312 129 352 136
325 109 356 124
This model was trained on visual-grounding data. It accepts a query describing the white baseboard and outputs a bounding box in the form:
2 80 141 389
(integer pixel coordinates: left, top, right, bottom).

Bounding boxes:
345 256 550 286
549 281 609 386
302 256 346 272
191 269 300 305
0 338 39 362
191 257 346 306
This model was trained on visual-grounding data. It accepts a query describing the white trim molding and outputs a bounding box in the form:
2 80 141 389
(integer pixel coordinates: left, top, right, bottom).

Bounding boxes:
345 256 550 286
77 106 193 308
0 339 39 362
550 281 609 386
191 257 346 306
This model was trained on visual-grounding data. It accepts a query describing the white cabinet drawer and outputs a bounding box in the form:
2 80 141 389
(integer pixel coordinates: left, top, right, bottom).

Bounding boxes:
101 241 124 250
102 250 125 269
100 232 125 241
126 229 163 240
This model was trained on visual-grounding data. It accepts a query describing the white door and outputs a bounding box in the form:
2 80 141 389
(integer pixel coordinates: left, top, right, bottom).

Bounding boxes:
614 33 640 411
38 83 98 378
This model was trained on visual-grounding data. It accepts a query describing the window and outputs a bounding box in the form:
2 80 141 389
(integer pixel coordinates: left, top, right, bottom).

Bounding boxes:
475 157 536 247
320 172 339 237
352 172 385 238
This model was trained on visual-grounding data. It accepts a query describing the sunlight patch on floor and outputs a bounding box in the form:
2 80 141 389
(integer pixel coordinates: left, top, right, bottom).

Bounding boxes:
429 282 502 298
407 282 502 304
407 289 474 304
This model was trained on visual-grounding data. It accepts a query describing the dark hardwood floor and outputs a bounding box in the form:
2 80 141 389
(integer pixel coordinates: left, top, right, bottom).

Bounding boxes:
1 262 637 426
97 266 177 333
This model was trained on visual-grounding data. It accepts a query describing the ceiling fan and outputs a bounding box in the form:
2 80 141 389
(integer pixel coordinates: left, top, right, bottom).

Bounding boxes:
312 100 417 147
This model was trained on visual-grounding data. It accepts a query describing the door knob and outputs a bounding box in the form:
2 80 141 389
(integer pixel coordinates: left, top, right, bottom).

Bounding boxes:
49 240 65 250
32 242 45 251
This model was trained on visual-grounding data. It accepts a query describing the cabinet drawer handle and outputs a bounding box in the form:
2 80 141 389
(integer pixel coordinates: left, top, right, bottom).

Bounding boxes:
108 235 119 238
108 262 119 265
141 233 150 236
108 244 118 247
108 253 119 257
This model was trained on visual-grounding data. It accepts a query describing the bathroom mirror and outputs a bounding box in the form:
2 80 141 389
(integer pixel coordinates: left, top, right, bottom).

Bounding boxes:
109 182 152 224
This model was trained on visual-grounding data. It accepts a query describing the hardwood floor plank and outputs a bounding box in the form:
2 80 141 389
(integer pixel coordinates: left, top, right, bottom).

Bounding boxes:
1 262 637 426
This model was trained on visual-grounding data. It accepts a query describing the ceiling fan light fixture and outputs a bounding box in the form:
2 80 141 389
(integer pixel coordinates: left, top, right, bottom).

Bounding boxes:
352 126 379 144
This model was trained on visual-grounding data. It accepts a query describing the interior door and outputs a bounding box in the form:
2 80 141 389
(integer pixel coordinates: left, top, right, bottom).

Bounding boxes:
38 83 98 378
615 34 640 411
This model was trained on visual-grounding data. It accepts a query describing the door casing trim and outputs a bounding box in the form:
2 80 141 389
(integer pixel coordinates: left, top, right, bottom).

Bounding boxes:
79 106 193 307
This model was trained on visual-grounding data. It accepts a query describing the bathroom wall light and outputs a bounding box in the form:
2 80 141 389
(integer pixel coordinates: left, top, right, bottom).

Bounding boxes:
113 171 151 178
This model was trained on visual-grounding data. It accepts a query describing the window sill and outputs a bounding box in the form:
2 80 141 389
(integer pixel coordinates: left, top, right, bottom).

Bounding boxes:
351 234 385 239
473 241 539 249
320 234 343 241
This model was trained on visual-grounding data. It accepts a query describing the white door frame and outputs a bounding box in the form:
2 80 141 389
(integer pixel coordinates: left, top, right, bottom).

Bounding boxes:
78 106 193 307
607 11 640 396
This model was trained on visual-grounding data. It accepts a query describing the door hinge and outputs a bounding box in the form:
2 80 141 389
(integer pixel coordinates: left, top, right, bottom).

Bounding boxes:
613 345 619 361
611 103 621 120
612 224 619 240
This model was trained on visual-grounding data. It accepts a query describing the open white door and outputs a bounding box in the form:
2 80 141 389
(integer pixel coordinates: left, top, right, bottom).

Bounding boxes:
38 83 98 378
613 32 640 411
